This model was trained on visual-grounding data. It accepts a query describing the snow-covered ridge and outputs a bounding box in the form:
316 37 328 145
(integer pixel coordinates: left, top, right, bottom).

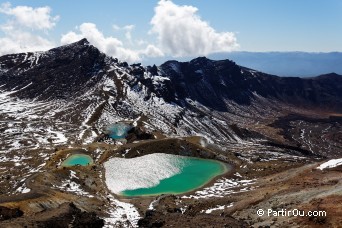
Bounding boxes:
1 39 340 157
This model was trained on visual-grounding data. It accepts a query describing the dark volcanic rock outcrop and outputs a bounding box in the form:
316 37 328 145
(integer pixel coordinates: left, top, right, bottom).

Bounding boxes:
0 203 105 228
159 57 342 112
126 127 155 143
0 206 23 221
0 39 108 100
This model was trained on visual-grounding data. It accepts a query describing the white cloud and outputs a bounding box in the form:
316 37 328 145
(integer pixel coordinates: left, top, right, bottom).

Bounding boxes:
60 31 83 45
0 2 59 30
0 3 57 55
142 44 164 57
123 25 135 30
123 24 134 43
112 24 135 43
61 23 140 62
0 28 54 55
150 0 238 57
61 23 163 63
112 24 121 30
137 39 147 46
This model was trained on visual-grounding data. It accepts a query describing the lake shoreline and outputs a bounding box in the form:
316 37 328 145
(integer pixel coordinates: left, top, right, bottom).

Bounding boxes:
114 157 234 199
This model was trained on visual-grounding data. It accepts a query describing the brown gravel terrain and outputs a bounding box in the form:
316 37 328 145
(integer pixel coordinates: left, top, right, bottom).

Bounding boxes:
0 127 341 227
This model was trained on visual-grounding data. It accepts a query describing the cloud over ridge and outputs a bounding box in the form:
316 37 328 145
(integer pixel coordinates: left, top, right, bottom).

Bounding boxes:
0 0 238 62
61 23 163 63
150 0 238 57
0 2 58 55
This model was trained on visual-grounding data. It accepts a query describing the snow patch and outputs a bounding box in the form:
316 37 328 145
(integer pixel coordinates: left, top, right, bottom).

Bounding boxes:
104 153 187 194
182 178 256 199
201 203 233 214
317 158 342 170
104 194 140 227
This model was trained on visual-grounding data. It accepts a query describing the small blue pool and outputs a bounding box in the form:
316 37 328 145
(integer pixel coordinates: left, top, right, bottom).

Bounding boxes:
107 123 132 139
61 154 93 167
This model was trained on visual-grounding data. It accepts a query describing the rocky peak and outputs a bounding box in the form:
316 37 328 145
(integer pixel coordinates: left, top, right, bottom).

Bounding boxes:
0 39 109 100
75 38 90 46
189 56 212 65
48 38 100 60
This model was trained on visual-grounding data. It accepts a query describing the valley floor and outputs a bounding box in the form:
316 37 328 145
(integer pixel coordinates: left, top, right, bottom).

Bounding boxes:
0 137 341 227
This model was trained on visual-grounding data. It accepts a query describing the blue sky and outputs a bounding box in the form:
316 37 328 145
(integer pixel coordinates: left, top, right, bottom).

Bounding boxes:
0 0 341 63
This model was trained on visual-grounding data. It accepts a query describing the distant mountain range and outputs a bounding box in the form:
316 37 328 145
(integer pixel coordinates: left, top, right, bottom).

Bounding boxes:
143 52 342 77
209 52 342 77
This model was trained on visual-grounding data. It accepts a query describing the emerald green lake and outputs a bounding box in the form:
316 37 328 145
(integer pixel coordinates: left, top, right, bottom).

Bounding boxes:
104 154 228 197
61 154 93 167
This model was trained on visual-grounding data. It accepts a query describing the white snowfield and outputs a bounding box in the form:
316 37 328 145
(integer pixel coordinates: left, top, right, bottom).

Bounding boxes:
0 87 71 152
103 194 140 228
317 158 342 170
104 153 186 194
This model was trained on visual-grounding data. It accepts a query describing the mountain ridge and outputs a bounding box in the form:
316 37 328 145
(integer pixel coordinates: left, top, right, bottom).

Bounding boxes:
0 39 341 110
141 51 342 77
0 39 341 157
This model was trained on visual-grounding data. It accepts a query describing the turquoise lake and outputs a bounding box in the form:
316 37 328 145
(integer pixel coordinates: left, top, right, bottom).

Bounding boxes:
107 123 132 139
62 154 94 167
104 154 229 197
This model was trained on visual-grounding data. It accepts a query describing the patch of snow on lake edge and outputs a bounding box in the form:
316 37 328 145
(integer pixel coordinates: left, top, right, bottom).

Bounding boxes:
104 153 187 194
